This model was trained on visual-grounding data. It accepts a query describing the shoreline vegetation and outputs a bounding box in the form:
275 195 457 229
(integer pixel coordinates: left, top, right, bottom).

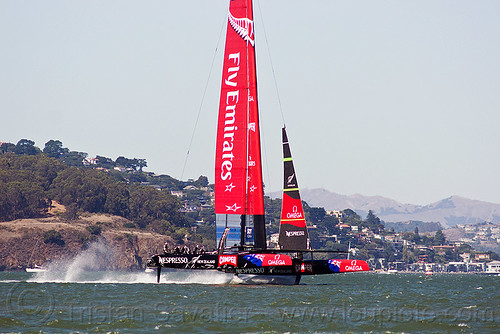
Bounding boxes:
1 138 499 272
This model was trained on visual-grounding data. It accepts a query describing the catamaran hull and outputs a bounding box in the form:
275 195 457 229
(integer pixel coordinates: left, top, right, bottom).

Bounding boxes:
148 267 300 285
147 253 368 284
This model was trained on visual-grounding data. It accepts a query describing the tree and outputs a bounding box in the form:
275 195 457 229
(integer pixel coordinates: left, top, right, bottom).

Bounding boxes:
364 210 385 234
309 207 326 225
128 185 181 228
342 209 361 226
434 229 446 245
193 175 209 188
115 156 137 170
0 142 15 154
104 183 130 217
414 226 421 244
14 139 40 155
50 168 112 213
0 154 52 221
95 155 115 169
136 159 147 171
62 151 87 167
43 140 68 158
323 215 340 235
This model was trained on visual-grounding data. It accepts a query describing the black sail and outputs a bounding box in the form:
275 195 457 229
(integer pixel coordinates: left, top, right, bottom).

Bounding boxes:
278 128 310 250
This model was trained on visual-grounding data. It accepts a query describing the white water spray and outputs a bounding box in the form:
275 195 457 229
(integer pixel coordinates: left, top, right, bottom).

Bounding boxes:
27 239 232 284
28 239 157 283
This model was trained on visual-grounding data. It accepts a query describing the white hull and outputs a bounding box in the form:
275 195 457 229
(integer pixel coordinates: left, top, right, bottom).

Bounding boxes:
26 267 47 273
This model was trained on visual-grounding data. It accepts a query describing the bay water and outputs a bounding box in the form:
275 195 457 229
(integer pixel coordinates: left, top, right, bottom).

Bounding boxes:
1 269 499 333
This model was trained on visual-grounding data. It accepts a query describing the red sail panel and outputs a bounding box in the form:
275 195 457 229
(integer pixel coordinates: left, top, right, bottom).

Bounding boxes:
281 193 306 228
215 0 264 215
245 0 264 215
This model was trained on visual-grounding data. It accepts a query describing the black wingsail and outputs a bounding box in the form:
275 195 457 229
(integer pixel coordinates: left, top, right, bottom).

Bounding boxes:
278 128 310 250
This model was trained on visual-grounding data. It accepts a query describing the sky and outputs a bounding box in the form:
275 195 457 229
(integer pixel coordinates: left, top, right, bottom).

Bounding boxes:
1 0 499 206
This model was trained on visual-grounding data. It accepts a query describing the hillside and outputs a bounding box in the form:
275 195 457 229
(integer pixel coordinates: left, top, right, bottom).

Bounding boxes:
0 214 169 271
276 188 500 228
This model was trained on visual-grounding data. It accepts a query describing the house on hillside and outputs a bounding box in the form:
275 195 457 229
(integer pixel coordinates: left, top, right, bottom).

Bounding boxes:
171 190 184 198
83 157 99 166
432 245 455 255
475 253 491 261
486 260 500 273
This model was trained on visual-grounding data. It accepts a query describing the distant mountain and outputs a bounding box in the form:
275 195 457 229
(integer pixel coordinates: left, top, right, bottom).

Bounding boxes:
384 221 443 233
269 188 500 228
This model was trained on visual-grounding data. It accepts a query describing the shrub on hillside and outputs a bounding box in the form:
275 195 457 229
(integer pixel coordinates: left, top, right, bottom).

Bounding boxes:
43 230 65 246
86 224 102 235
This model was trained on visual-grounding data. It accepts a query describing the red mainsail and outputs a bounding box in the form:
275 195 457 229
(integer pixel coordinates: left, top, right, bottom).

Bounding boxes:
215 0 264 217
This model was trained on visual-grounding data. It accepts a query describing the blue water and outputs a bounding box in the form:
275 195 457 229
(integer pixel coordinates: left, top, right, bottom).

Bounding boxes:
1 270 499 333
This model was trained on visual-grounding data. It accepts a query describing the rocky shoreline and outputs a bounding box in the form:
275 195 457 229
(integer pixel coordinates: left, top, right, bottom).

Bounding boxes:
0 214 169 271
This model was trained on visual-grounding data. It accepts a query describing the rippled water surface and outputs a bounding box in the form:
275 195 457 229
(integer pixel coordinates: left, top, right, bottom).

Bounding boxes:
1 270 499 333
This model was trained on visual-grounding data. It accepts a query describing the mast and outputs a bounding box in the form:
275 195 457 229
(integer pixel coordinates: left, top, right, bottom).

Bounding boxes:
215 0 266 250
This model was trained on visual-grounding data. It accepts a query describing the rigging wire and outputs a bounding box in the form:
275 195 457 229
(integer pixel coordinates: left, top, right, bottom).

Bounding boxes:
256 0 287 128
255 0 285 194
180 15 227 181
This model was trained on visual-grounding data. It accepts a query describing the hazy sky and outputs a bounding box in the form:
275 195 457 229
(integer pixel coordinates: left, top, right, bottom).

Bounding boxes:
1 0 499 206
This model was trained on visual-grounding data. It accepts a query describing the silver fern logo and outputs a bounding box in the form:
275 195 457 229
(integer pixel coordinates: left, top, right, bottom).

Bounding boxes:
287 173 295 187
228 11 254 46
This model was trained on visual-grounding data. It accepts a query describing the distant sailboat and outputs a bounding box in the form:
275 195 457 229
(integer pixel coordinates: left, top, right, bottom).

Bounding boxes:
146 0 369 284
26 240 47 272
26 265 47 273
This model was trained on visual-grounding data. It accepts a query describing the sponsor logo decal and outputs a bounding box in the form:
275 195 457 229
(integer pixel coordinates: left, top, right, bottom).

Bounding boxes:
195 259 216 264
228 11 254 46
285 230 305 237
328 259 341 273
243 254 292 267
286 173 295 187
269 268 294 274
225 183 236 192
248 155 256 167
220 52 240 183
344 260 364 272
160 257 188 265
328 259 365 272
235 268 265 274
244 254 265 266
225 203 241 212
286 205 303 219
246 227 254 241
267 254 287 266
295 263 313 273
219 255 237 266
